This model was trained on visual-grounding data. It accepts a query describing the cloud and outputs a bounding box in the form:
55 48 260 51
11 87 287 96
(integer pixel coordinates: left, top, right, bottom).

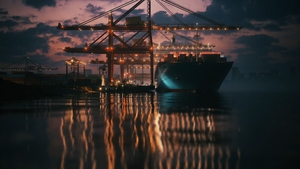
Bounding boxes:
186 0 300 33
22 0 56 10
58 37 72 43
0 15 34 31
152 11 172 24
11 16 32 25
211 0 300 24
0 22 60 64
128 9 145 16
102 0 122 2
235 34 279 50
0 8 8 15
0 20 18 29
232 34 284 72
262 23 283 32
85 3 103 14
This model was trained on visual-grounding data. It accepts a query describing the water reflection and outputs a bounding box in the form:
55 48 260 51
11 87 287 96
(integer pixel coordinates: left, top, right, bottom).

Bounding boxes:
155 93 238 169
58 95 99 169
1 92 239 169
89 92 238 169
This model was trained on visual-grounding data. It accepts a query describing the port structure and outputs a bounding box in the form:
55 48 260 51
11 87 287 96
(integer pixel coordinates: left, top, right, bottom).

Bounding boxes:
0 57 58 74
57 0 242 86
65 57 86 81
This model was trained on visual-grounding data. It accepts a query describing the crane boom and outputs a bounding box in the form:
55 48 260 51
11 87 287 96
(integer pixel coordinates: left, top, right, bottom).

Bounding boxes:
78 0 139 26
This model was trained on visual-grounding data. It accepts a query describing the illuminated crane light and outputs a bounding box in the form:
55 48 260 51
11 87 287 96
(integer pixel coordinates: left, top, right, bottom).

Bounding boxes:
202 28 205 30
224 28 227 30
210 28 212 30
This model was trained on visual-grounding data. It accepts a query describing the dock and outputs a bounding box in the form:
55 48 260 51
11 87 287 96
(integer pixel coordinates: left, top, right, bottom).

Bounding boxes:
99 85 155 93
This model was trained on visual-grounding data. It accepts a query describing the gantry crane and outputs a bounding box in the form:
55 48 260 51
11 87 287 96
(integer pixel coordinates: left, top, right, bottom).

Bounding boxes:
57 0 242 86
0 57 58 74
65 57 86 81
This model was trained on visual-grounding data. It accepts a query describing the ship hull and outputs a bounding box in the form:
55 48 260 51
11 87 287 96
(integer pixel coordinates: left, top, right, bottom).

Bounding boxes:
155 62 233 92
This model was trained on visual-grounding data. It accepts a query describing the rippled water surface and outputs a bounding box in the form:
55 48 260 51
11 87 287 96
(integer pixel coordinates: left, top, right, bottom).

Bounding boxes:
1 91 299 169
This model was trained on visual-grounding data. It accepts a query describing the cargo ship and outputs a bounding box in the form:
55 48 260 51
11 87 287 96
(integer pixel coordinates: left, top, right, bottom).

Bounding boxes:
154 44 233 92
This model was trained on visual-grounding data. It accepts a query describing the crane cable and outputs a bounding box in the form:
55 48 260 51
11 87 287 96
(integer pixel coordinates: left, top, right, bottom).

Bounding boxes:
161 0 222 26
79 0 139 26
155 0 187 26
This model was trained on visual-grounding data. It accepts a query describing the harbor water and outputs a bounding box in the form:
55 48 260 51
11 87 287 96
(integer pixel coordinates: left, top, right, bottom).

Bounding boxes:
0 91 300 169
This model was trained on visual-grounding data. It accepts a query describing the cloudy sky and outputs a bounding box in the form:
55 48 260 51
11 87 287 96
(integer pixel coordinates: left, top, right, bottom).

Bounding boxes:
0 0 299 76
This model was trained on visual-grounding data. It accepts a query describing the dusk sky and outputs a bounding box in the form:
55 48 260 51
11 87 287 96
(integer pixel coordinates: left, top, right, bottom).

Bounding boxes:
0 0 299 76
